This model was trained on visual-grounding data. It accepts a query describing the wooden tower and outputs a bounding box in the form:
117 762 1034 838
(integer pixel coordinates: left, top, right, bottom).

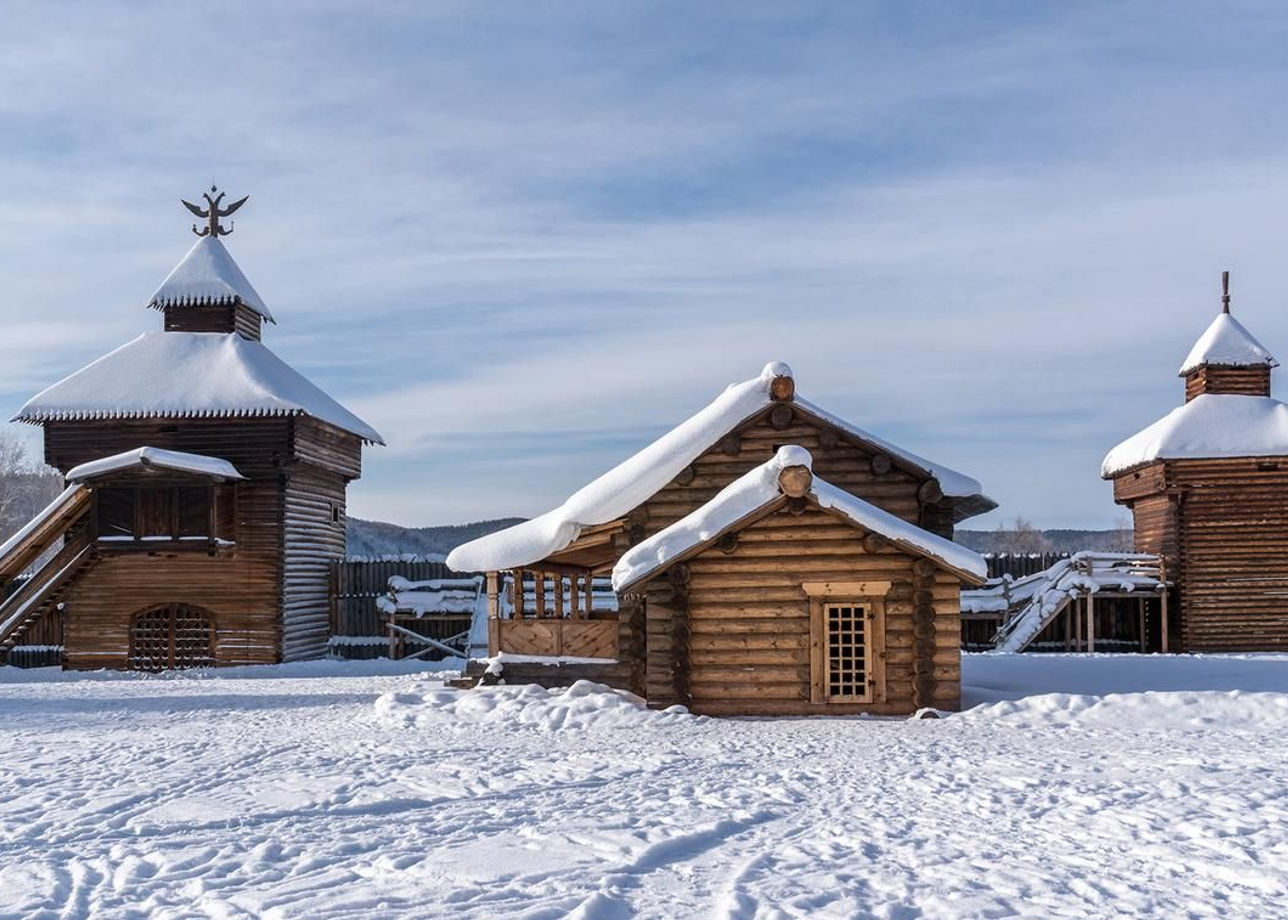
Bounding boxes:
1103 273 1288 651
2 190 383 669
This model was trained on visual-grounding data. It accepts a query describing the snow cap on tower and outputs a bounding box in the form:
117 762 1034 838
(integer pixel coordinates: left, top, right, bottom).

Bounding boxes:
147 187 274 322
1178 272 1275 375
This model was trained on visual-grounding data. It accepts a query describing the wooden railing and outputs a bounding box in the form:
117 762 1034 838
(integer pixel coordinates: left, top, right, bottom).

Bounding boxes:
0 527 94 651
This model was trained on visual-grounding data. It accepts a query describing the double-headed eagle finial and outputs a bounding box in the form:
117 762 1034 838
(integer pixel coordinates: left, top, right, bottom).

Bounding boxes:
181 185 249 237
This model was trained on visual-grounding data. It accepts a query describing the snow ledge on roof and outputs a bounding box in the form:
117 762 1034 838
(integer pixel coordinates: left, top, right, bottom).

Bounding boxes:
447 362 989 573
612 445 986 592
1102 393 1288 477
15 331 383 445
148 236 274 322
67 447 244 483
1178 312 1276 375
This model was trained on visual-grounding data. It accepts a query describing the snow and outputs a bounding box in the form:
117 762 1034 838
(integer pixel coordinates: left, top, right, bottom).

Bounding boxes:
990 553 1167 653
449 361 989 572
1102 393 1288 475
1178 311 1276 375
4 653 1288 918
377 576 482 617
148 235 274 321
812 474 987 581
614 446 986 591
66 446 244 482
15 331 384 445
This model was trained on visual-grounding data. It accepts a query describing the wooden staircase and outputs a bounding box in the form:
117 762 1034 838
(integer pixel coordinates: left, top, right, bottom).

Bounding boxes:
0 485 94 658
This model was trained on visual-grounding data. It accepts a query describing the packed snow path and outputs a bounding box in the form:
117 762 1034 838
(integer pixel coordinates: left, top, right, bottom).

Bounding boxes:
2 656 1288 919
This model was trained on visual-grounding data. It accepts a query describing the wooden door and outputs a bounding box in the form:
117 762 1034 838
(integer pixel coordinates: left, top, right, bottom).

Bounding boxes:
128 603 216 670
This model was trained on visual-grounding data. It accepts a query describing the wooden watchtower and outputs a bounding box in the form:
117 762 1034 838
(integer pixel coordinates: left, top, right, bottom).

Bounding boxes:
1 190 383 669
1104 273 1288 651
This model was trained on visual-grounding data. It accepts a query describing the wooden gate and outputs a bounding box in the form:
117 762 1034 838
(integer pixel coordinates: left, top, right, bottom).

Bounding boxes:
128 603 216 671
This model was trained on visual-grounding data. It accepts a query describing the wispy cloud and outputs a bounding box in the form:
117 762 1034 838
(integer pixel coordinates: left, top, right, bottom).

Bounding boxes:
4 2 1288 528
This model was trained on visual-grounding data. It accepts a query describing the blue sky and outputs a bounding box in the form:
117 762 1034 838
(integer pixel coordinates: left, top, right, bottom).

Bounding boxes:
4 2 1288 529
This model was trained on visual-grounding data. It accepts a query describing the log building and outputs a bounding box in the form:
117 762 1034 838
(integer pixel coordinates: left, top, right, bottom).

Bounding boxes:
448 362 993 716
0 191 382 669
1103 274 1288 651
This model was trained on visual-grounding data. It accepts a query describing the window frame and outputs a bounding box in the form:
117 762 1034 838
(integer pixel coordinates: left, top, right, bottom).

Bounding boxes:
804 581 888 705
92 481 228 550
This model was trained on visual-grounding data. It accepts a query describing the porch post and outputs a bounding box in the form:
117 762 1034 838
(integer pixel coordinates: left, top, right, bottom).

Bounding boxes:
1160 590 1170 653
1086 594 1095 653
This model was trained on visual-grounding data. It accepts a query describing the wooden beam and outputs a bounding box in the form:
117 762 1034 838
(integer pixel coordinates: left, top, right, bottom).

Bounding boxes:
1086 594 1095 653
486 571 499 620
1160 589 1170 653
535 572 546 618
1138 597 1146 653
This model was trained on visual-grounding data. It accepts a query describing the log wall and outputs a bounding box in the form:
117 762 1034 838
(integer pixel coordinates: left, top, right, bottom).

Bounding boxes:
644 504 962 717
1169 457 1288 650
1184 365 1271 401
40 417 365 668
633 406 941 545
281 466 348 661
60 479 283 668
162 303 262 340
1117 456 1288 651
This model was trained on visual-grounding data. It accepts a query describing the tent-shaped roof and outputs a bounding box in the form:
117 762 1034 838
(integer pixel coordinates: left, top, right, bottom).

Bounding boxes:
1178 312 1276 375
148 236 274 322
66 447 244 483
1102 393 1288 477
446 362 994 573
612 445 986 592
14 331 384 444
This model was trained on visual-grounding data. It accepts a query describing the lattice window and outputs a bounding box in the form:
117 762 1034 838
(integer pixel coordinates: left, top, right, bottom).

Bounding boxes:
825 603 869 700
128 604 216 671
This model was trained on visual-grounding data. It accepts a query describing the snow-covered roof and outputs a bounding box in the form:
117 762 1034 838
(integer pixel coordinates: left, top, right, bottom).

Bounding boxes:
1178 312 1276 375
14 331 384 445
1102 393 1288 476
148 236 274 322
612 445 986 591
447 362 991 572
67 447 244 483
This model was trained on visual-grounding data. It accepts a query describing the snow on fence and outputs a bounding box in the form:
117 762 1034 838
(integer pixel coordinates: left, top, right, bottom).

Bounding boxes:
329 556 463 659
984 552 1072 580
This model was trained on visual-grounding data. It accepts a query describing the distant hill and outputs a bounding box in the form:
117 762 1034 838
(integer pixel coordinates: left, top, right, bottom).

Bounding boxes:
346 517 524 559
350 517 1126 560
956 529 1131 554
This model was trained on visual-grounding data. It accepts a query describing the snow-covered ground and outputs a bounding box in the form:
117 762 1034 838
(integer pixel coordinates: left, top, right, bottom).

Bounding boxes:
2 653 1288 919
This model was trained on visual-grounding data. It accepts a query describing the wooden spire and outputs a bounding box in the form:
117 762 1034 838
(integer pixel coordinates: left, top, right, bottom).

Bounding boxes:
1222 270 1231 315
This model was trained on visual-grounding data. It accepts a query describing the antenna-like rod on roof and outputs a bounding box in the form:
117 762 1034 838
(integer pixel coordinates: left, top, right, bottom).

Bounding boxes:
1221 270 1231 314
181 185 249 237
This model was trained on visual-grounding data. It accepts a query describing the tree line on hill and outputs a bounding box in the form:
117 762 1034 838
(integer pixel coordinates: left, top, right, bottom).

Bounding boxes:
348 513 1136 561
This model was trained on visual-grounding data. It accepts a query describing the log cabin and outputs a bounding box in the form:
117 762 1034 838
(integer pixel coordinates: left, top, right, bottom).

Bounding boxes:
0 192 383 669
1103 273 1288 651
447 362 993 716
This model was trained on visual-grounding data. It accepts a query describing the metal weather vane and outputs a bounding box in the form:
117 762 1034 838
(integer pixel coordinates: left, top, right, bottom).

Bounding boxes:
181 185 249 237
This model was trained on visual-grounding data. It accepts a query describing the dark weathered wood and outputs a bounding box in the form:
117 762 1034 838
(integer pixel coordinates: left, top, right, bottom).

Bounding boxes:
162 303 262 341
38 414 367 669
